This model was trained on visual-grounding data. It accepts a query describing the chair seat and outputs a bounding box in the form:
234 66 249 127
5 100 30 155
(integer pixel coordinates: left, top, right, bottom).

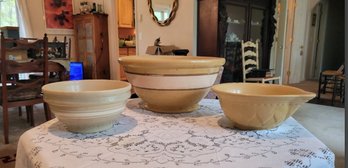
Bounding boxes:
246 76 281 84
0 86 41 102
322 70 342 76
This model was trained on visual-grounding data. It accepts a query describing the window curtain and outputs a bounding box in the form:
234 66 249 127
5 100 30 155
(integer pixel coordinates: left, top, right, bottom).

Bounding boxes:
15 0 33 37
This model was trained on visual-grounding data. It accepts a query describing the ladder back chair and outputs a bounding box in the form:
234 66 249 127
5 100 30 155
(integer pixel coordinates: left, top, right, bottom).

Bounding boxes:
241 40 281 84
0 33 51 144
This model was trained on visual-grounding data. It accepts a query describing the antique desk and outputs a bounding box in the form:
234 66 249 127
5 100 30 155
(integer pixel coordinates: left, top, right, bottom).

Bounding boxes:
15 99 334 168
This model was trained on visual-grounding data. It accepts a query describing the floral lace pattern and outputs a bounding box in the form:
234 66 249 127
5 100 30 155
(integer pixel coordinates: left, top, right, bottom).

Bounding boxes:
16 99 334 168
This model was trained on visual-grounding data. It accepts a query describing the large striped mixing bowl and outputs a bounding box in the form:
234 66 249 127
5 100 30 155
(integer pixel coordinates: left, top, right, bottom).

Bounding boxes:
119 56 225 113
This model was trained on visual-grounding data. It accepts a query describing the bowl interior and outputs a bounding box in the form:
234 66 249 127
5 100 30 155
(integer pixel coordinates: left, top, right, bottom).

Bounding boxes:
42 80 130 93
213 83 315 97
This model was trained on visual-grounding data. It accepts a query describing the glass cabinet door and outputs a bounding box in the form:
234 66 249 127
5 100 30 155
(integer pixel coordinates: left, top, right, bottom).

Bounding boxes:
225 5 247 43
250 8 263 42
220 0 273 83
250 8 264 65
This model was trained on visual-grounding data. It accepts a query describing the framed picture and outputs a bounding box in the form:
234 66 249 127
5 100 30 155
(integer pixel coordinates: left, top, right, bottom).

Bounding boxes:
44 0 74 34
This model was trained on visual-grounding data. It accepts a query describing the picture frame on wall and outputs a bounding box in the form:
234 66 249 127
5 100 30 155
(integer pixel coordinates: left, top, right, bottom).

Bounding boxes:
43 0 74 35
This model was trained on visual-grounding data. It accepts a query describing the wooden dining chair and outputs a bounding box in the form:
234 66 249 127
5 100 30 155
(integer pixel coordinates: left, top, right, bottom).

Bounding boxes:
0 32 51 144
241 40 281 84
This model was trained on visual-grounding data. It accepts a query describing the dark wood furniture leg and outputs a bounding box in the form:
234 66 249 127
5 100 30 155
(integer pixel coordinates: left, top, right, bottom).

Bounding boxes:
26 106 34 126
18 106 22 116
3 105 9 144
317 72 322 99
44 103 51 121
331 76 337 106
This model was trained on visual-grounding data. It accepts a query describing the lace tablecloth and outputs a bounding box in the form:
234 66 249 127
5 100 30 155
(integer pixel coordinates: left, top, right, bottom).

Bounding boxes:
16 99 334 168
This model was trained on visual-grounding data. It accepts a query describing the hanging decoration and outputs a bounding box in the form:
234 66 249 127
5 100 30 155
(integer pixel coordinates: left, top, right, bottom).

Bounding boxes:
44 0 73 29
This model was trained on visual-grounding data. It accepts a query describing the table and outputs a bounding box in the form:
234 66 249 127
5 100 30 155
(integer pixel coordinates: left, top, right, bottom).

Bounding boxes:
16 99 334 168
146 45 178 55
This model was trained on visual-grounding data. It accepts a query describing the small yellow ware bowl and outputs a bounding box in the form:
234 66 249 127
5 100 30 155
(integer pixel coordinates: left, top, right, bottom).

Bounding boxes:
212 83 316 130
118 55 225 113
42 80 131 133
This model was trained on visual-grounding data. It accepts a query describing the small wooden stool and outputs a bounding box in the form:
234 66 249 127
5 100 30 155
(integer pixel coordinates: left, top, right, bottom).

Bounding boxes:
317 70 344 105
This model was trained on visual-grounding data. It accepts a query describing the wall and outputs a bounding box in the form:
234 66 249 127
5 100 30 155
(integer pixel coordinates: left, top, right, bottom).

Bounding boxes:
119 28 135 39
275 0 332 83
305 1 321 79
25 0 204 79
301 0 344 79
321 0 345 70
26 0 76 60
27 0 119 79
135 0 196 55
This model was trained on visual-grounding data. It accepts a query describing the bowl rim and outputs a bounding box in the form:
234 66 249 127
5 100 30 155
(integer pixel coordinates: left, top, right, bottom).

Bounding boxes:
118 56 225 68
42 80 131 95
212 83 316 98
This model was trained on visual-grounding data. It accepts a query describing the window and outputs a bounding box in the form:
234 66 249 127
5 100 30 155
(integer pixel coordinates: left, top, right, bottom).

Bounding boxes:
0 0 18 27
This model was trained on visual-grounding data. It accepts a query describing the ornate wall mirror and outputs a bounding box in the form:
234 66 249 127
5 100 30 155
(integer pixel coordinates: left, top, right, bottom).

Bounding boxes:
148 0 179 26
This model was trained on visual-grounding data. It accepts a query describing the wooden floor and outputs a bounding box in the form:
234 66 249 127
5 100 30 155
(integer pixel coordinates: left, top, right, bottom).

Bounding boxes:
289 80 345 108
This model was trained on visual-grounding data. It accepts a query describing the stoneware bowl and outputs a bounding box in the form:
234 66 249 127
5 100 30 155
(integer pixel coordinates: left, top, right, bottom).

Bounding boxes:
124 40 135 47
212 83 316 130
42 80 131 133
118 55 225 113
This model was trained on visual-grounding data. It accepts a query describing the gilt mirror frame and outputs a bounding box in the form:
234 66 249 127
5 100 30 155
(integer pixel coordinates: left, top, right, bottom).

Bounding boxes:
148 0 179 26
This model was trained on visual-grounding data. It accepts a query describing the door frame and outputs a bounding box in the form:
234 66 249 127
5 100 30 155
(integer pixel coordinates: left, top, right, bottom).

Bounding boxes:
280 0 329 83
281 0 296 84
272 0 287 80
307 0 329 80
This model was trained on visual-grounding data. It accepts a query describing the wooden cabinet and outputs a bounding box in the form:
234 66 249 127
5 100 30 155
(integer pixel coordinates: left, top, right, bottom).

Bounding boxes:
119 47 136 56
73 13 110 79
119 47 136 80
198 0 276 82
118 0 134 28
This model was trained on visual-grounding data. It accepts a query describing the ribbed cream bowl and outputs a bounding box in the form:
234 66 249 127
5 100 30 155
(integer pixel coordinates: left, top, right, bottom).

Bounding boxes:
42 80 131 133
212 83 316 130
118 56 225 113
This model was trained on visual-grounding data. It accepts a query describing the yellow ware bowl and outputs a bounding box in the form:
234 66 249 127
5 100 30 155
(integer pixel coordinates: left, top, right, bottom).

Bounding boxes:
118 55 225 113
212 83 316 130
42 80 131 133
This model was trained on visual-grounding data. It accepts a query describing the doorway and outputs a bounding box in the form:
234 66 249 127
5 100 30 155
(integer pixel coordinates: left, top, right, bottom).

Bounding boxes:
306 2 323 80
291 0 343 83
